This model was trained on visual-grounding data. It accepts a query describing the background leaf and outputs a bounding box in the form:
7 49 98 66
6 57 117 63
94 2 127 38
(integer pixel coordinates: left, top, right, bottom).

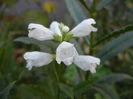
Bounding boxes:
93 84 120 99
59 83 74 98
97 0 113 10
14 37 58 53
94 24 133 46
0 81 16 99
64 0 87 23
97 31 133 63
97 73 133 84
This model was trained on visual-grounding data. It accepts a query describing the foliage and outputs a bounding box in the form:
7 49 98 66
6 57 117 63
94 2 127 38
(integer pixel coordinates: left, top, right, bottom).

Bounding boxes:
0 0 133 99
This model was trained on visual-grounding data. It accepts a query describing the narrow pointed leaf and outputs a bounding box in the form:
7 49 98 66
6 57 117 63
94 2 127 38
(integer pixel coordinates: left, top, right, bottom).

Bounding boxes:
97 31 133 63
97 0 113 10
97 73 133 84
65 0 87 23
94 24 133 46
93 84 120 99
0 81 16 99
59 83 74 98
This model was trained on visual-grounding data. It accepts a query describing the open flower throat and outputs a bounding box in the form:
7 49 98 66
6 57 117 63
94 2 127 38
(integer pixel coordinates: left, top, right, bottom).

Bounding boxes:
23 18 100 73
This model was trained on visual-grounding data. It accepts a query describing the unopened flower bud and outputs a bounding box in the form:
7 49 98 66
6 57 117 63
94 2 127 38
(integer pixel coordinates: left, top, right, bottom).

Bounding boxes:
62 26 70 32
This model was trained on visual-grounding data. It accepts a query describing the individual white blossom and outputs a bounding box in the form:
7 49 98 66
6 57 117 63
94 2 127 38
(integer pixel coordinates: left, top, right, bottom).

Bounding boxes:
74 55 100 73
23 51 53 70
56 41 78 65
50 21 62 37
62 26 70 32
28 23 54 41
71 18 97 37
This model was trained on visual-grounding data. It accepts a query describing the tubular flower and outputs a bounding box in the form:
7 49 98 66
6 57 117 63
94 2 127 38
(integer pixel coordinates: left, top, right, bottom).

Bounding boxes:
56 41 78 65
28 23 54 41
71 18 97 37
50 21 62 37
28 21 62 41
74 55 100 73
23 51 53 70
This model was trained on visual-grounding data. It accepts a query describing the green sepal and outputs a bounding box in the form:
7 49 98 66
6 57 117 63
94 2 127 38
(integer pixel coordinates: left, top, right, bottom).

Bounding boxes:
53 34 62 42
64 33 73 41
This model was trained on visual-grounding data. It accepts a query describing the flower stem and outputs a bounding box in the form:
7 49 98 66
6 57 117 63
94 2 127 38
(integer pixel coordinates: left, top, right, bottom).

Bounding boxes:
90 32 95 55
52 61 60 82
85 32 94 80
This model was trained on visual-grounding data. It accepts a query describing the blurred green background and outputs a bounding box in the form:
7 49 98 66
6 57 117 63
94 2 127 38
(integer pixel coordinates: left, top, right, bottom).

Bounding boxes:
0 0 133 99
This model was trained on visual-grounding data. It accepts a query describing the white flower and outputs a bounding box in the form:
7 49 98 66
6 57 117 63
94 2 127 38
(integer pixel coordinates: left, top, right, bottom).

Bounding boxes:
56 41 78 65
28 22 63 41
28 23 54 41
23 51 53 70
71 18 97 37
50 21 62 37
74 55 100 73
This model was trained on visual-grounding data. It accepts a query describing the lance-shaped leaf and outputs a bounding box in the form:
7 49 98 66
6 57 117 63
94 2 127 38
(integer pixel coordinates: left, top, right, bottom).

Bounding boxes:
97 0 113 10
0 81 16 99
59 83 74 98
65 0 86 23
14 37 58 53
92 84 120 99
94 24 133 46
97 73 133 84
97 31 133 63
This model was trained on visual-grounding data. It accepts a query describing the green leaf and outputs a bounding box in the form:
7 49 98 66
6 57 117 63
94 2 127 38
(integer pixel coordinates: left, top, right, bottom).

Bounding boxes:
94 24 133 46
97 31 133 63
0 42 3 48
97 73 133 84
64 65 78 83
14 84 52 99
59 83 74 98
64 0 87 23
14 37 35 44
97 0 113 10
79 0 91 12
14 37 58 53
74 81 91 95
93 84 120 99
0 81 16 99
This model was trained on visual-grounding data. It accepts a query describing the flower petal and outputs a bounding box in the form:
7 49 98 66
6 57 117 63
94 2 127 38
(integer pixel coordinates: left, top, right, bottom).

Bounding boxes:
56 41 78 65
71 18 97 37
74 55 100 73
23 51 53 70
28 23 54 41
50 21 62 36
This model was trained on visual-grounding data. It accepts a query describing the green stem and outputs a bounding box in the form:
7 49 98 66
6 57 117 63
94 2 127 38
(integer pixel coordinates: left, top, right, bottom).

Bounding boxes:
90 32 95 55
52 61 60 82
85 32 94 80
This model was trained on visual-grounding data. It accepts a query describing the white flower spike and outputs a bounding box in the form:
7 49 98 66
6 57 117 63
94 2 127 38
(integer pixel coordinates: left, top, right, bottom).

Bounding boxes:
56 41 78 65
50 21 62 37
23 51 53 70
71 18 97 37
74 55 100 73
28 23 54 41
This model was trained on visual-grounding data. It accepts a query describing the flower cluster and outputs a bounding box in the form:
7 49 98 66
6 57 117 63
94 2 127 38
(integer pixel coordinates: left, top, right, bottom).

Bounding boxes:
23 18 100 73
